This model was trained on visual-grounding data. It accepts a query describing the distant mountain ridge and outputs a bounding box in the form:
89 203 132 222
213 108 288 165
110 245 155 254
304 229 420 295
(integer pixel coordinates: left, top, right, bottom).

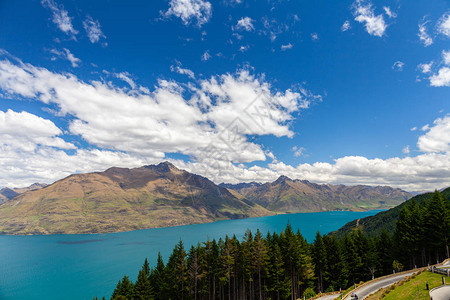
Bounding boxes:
0 162 271 235
224 176 412 213
0 183 47 204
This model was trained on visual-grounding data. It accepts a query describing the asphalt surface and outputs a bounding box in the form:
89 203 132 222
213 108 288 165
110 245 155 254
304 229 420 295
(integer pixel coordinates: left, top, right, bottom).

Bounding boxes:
430 285 450 300
315 294 340 300
343 271 417 299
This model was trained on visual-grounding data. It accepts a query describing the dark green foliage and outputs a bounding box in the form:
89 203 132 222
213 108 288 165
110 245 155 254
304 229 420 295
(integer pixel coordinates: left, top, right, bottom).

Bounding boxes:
335 187 450 238
107 191 449 299
134 259 154 299
111 275 134 299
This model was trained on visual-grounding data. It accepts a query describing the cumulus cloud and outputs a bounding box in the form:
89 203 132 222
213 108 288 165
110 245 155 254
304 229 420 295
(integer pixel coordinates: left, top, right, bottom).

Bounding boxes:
429 50 450 87
83 16 106 44
311 33 319 41
437 11 450 38
392 61 404 71
1 52 449 191
163 0 212 27
41 0 78 37
418 62 433 74
341 20 351 32
235 17 254 31
418 18 433 47
417 115 450 153
430 68 450 87
352 0 387 37
0 109 75 152
50 48 81 67
0 52 316 184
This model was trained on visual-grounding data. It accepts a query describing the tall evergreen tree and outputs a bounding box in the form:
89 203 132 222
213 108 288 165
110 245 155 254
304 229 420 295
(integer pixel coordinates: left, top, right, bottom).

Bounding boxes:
134 258 154 300
112 275 134 300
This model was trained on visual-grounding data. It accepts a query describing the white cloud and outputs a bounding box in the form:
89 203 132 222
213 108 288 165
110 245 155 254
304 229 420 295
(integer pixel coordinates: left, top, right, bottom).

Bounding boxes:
1 52 449 191
437 11 450 38
235 17 254 31
417 115 450 153
170 62 195 79
402 145 410 154
83 16 106 44
201 50 211 61
0 109 75 152
311 33 319 41
392 61 404 71
429 51 450 87
50 48 81 67
429 50 450 87
411 127 417 131
341 20 351 32
280 43 293 51
113 72 136 89
352 0 387 37
418 18 433 47
163 0 212 27
418 62 433 74
262 18 289 42
383 6 397 19
239 45 250 52
0 52 316 184
442 50 450 65
292 146 305 157
41 0 78 37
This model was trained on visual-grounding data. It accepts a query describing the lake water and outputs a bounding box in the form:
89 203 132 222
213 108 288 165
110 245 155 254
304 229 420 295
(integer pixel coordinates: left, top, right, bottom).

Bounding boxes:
0 210 381 299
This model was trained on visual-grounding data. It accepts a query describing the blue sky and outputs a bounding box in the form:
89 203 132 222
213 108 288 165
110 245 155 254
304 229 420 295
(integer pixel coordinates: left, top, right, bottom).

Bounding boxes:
0 0 449 191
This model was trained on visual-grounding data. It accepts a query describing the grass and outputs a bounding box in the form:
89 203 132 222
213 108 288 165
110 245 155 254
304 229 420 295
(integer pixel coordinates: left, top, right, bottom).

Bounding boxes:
367 271 450 300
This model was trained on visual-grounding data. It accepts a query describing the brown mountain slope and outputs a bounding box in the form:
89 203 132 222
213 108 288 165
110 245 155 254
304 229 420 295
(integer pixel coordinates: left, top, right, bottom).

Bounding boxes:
225 176 412 213
0 162 272 235
0 183 47 204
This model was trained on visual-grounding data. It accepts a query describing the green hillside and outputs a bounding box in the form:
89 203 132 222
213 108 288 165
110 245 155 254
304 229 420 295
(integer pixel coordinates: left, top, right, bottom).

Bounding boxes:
333 187 450 237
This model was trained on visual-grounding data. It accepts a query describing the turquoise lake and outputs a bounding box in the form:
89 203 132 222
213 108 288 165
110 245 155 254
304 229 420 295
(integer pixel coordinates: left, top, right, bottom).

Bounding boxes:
0 210 382 299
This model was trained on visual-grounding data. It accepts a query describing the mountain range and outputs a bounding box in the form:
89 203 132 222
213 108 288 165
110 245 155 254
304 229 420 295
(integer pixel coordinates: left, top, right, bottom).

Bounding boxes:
0 183 47 204
221 176 411 213
0 162 412 235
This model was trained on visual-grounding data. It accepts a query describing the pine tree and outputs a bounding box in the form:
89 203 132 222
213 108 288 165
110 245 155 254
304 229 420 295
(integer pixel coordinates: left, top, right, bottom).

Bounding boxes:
112 275 134 299
149 252 166 299
187 244 203 300
425 191 450 263
313 232 327 293
253 229 269 300
134 259 154 299
166 240 188 299
376 230 393 275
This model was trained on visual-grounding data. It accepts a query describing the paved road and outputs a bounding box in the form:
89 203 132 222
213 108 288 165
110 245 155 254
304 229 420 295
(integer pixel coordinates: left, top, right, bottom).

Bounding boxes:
315 294 340 300
430 285 450 300
344 271 417 299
